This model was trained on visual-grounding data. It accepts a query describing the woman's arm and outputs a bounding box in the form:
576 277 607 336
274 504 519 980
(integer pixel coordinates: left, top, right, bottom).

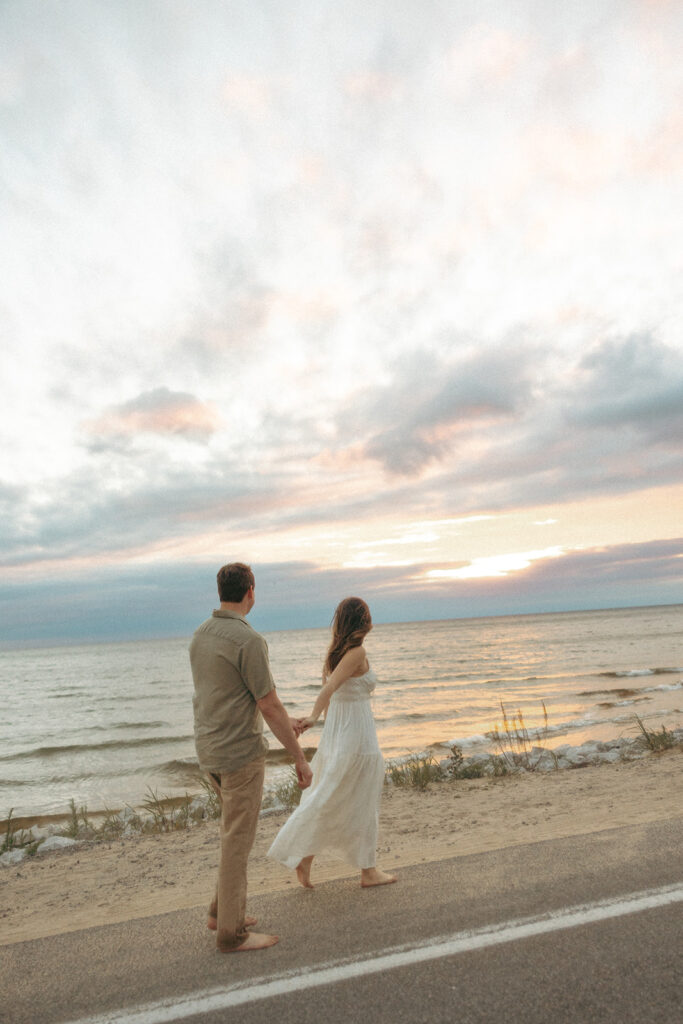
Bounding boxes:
302 646 367 726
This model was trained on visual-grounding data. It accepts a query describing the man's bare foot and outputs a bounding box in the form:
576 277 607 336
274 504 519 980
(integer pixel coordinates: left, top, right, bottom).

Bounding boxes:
208 915 257 931
296 855 315 889
219 932 279 952
360 867 397 887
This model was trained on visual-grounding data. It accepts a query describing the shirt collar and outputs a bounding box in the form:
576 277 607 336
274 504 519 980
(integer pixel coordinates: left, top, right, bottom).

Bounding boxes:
212 609 246 621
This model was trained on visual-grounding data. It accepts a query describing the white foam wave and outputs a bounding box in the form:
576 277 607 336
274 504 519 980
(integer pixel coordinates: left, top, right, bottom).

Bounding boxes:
600 667 683 679
612 670 655 678
439 733 490 750
644 681 683 693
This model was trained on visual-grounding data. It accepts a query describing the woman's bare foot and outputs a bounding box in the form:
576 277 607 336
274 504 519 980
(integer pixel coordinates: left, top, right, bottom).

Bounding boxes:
296 855 315 888
220 932 279 953
208 915 257 931
360 867 397 887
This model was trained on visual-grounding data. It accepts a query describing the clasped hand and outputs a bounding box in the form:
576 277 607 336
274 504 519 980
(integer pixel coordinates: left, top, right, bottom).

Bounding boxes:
289 716 317 736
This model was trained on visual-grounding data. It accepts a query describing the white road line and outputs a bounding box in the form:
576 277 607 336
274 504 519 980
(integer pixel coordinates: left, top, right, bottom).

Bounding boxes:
65 883 683 1024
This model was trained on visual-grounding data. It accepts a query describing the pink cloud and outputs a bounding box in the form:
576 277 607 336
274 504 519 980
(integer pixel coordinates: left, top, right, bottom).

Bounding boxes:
84 388 219 444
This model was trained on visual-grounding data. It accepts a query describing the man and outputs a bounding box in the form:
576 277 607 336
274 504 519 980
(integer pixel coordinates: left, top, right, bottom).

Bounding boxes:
189 562 313 952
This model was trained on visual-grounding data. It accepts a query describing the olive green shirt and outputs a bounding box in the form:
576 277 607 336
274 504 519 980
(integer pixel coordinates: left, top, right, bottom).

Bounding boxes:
189 609 275 774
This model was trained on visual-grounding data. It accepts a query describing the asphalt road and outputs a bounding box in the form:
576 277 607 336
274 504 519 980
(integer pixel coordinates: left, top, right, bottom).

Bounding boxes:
2 817 682 1024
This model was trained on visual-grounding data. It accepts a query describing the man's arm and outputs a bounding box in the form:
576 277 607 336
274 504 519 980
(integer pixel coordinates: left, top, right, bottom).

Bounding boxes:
257 689 313 789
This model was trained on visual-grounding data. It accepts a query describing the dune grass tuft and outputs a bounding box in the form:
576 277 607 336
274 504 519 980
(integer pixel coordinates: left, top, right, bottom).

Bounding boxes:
272 767 303 810
1 808 16 852
386 754 443 790
488 701 550 772
634 715 678 752
197 776 222 819
446 746 489 779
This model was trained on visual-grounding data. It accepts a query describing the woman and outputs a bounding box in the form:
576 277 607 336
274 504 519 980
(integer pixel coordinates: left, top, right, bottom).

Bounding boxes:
267 597 396 888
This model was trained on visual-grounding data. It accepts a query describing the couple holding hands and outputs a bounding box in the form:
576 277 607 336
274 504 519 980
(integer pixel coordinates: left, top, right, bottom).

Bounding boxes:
189 563 396 953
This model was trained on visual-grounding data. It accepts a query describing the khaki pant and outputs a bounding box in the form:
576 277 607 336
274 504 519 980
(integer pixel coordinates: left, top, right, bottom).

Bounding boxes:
208 756 265 950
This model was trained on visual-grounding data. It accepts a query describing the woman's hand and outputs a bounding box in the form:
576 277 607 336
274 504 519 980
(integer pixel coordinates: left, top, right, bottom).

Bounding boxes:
300 715 319 730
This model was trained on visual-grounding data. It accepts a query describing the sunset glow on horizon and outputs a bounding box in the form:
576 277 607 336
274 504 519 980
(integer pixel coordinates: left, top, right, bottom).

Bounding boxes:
1 0 682 644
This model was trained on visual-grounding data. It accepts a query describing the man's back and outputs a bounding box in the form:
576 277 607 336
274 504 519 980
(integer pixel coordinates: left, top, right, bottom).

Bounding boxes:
189 609 274 774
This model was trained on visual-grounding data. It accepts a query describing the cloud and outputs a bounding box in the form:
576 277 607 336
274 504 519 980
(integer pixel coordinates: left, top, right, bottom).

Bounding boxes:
82 388 220 446
2 330 681 579
1 538 680 645
313 331 683 511
568 334 683 434
334 343 537 475
378 332 683 510
2 2 683 642
0 458 284 570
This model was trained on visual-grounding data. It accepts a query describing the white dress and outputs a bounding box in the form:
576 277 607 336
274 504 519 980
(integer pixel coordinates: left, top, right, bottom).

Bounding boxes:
267 668 385 870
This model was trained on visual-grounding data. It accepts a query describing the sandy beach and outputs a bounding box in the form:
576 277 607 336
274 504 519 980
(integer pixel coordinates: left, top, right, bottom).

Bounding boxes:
1 747 681 948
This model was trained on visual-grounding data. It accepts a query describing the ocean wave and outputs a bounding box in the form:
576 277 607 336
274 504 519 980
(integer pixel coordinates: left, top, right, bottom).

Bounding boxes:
597 697 652 709
159 758 202 779
375 711 457 725
597 667 683 678
0 734 195 762
578 681 683 699
439 707 681 752
0 767 138 785
427 712 628 754
578 687 641 699
480 675 558 687
90 721 170 732
428 734 490 751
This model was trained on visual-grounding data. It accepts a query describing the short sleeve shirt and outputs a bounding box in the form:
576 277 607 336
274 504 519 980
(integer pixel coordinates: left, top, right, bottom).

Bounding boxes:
189 610 275 773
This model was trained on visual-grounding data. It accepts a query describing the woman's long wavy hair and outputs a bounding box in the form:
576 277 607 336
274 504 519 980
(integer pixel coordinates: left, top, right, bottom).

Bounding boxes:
323 597 372 678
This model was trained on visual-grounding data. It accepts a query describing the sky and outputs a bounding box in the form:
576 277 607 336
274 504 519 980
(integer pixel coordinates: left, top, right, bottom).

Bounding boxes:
1 0 682 645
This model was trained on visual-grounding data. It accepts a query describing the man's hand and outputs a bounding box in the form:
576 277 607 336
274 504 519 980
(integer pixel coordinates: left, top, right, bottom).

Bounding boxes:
295 757 313 789
289 716 308 737
257 689 313 786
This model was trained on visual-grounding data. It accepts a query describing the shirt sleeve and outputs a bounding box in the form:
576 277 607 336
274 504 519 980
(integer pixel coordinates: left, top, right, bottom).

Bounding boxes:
240 634 276 700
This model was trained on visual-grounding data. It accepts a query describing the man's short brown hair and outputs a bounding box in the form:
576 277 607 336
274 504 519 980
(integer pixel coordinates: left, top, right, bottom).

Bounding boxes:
217 562 255 603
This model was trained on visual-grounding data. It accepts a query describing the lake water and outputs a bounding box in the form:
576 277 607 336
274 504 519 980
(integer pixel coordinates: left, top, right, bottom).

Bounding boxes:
1 604 681 819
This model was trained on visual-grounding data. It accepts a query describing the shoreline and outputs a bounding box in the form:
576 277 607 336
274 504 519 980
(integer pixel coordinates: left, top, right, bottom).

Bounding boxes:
2 724 681 834
1 744 681 947
3 606 681 826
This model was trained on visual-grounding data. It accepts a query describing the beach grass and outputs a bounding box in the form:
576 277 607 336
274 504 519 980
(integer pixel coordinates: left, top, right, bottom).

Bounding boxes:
0 808 34 852
489 701 551 772
1 808 16 852
385 747 512 789
196 776 222 819
140 789 197 833
96 807 128 840
4 706 680 849
272 767 303 810
447 746 496 779
385 753 443 790
61 799 95 840
634 715 678 752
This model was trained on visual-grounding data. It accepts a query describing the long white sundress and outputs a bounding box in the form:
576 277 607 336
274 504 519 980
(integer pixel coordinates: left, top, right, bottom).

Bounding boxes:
267 667 385 870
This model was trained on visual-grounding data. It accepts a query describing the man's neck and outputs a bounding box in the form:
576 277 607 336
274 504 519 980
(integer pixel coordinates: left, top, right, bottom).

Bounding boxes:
219 600 250 617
